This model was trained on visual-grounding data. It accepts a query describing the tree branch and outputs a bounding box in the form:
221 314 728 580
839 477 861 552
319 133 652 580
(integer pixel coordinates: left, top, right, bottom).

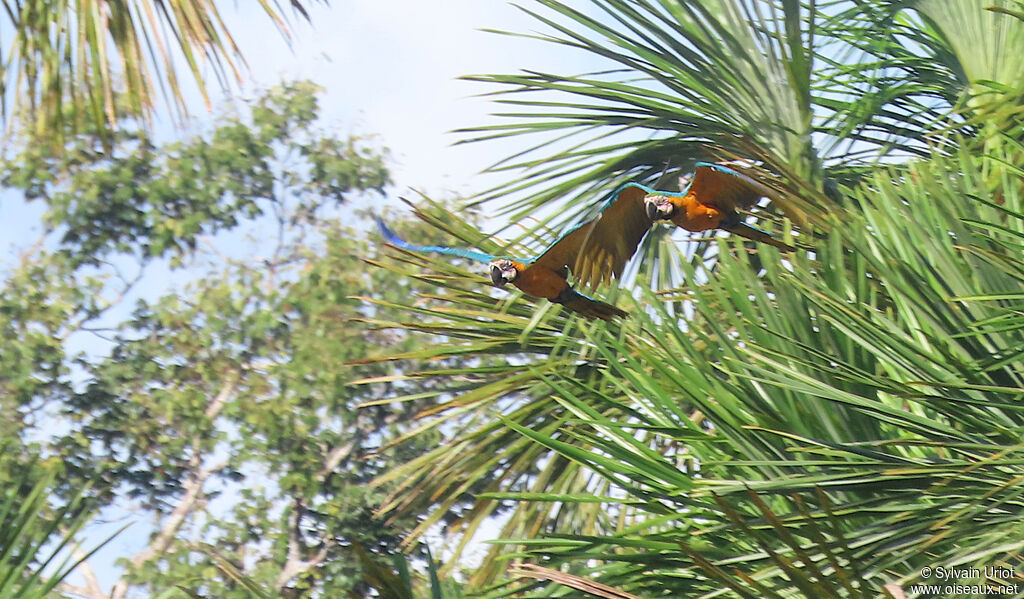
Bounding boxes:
109 459 228 599
318 438 358 479
273 496 336 591
271 430 360 590
205 371 238 420
57 537 113 599
56 582 105 599
109 374 237 599
274 499 306 590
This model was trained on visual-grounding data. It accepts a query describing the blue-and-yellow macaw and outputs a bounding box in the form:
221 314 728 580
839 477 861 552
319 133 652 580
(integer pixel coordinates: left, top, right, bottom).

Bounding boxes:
375 216 634 320
641 162 796 252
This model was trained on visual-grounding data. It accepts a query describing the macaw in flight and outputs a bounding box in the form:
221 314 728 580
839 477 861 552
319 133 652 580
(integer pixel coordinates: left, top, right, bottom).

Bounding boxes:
563 162 794 289
375 205 645 319
375 163 792 319
641 162 796 252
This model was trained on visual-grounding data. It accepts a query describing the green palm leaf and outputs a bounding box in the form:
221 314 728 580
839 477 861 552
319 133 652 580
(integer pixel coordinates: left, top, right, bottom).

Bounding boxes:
0 1 323 146
364 0 1024 595
461 0 831 231
822 0 1024 150
367 134 1024 594
0 465 121 599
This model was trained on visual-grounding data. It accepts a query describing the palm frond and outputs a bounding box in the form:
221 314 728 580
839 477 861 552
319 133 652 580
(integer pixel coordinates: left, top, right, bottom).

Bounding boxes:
0 465 119 599
366 133 1024 594
0 0 323 146
820 0 1024 153
461 0 833 235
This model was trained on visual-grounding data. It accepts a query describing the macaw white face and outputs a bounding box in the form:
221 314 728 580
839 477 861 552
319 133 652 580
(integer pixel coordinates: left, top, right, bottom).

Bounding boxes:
644 194 678 220
489 259 519 287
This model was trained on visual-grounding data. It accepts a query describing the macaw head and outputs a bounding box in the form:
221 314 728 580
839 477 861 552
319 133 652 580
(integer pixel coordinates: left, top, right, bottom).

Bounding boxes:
644 194 677 221
489 259 519 287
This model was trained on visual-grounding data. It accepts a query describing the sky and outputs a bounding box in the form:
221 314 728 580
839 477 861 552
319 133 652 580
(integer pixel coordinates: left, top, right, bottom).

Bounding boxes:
0 0 598 255
10 1 600 593
226 0 594 198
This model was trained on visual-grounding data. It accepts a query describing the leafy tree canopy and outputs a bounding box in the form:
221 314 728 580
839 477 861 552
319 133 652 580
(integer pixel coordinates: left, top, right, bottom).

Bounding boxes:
0 80 474 598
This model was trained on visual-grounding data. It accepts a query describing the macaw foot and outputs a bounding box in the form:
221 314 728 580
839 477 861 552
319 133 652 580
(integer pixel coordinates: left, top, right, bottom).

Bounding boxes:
723 222 797 252
551 287 627 320
552 287 577 304
718 211 743 229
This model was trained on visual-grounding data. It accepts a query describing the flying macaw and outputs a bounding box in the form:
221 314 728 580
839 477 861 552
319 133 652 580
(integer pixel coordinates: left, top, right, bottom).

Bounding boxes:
375 216 631 320
641 162 796 252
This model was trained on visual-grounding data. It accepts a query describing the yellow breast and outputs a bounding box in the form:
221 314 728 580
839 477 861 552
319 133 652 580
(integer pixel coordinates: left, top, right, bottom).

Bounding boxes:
672 193 724 232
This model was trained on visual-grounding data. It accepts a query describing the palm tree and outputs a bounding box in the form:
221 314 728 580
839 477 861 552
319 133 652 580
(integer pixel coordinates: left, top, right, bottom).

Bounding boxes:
368 0 1024 596
0 0 323 144
0 466 120 599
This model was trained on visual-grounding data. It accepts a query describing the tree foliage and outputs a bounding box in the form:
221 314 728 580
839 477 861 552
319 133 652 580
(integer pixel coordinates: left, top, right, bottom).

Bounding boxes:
0 81 466 598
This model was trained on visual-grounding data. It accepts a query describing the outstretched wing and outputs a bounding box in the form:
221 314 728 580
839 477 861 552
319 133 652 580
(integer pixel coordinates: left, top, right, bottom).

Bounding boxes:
556 288 627 321
529 183 655 289
723 222 796 252
687 162 777 213
375 216 496 264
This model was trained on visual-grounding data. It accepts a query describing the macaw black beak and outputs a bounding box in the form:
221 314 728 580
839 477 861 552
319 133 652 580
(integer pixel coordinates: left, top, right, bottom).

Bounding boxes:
490 265 506 287
644 196 675 221
644 200 659 221
490 261 518 287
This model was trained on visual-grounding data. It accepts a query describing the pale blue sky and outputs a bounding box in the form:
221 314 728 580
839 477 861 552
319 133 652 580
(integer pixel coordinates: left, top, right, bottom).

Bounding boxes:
227 0 595 197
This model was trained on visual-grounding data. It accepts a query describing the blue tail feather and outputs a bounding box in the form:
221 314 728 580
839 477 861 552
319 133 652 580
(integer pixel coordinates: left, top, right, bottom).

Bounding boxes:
374 216 498 264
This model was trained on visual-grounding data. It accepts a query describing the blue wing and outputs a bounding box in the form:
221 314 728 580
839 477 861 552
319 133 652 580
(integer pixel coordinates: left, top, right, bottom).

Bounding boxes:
375 216 497 264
